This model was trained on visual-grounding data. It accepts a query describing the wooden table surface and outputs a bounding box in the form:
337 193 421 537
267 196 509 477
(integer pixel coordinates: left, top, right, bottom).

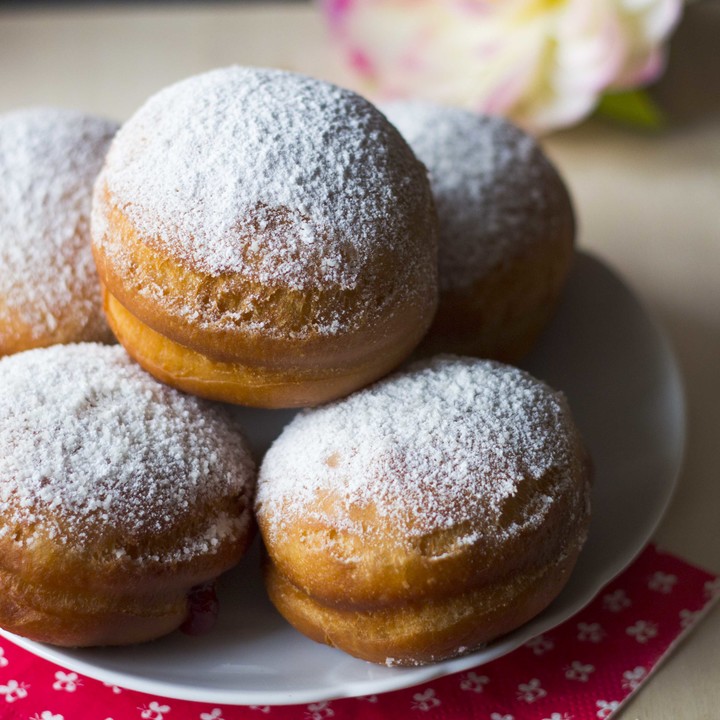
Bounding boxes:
1 3 718 717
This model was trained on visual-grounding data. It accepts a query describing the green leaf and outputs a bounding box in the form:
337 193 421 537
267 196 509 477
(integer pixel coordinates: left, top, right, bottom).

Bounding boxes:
594 89 667 130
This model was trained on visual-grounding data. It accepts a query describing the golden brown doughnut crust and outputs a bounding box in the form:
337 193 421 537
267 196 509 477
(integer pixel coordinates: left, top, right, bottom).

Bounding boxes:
260 458 589 664
419 167 575 362
0 281 113 359
264 541 582 665
260 463 588 612
94 196 437 408
0 520 248 647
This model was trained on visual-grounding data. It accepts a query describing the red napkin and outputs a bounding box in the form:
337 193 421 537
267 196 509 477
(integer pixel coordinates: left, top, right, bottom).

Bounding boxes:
1 544 717 720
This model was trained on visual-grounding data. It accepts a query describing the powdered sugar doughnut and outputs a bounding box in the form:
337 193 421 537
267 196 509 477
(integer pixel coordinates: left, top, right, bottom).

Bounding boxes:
0 108 118 356
382 101 575 362
92 67 438 408
256 356 591 665
0 343 256 647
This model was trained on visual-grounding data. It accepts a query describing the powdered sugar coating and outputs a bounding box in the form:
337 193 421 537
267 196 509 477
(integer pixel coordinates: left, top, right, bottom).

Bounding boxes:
0 108 118 346
0 344 255 561
381 101 565 291
94 67 435 336
257 356 586 547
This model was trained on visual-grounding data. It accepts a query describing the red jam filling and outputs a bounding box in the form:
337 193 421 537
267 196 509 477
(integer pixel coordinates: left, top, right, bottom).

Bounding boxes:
180 582 219 636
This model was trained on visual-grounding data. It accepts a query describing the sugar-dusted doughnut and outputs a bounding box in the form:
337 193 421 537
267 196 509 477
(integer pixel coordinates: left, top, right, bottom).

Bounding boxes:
0 108 118 356
256 356 591 665
92 67 438 408
0 343 256 647
382 101 575 362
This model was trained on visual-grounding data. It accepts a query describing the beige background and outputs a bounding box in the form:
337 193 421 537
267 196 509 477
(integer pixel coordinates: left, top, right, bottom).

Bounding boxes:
1 3 718 717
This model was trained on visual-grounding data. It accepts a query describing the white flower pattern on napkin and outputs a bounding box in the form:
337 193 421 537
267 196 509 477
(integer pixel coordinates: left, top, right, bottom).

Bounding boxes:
565 661 595 682
460 672 489 693
603 589 632 612
622 665 648 690
411 688 440 711
138 701 171 720
305 701 334 719
525 634 555 655
517 678 546 703
648 572 677 594
596 699 620 718
200 709 224 720
52 671 80 693
626 620 658 644
0 679 29 703
577 622 606 643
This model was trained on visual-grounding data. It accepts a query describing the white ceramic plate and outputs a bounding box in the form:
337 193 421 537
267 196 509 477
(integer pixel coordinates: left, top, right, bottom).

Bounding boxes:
1 253 685 706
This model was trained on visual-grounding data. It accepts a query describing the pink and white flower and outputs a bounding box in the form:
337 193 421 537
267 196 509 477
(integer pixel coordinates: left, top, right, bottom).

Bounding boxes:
322 0 682 132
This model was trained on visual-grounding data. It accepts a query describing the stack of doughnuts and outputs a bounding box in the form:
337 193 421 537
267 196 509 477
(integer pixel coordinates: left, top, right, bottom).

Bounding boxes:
0 66 588 661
